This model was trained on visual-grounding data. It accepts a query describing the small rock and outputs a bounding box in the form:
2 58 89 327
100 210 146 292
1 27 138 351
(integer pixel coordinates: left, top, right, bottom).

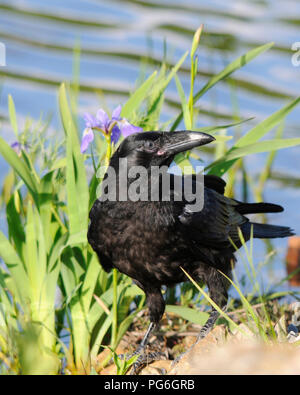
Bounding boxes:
170 339 300 375
169 326 227 375
140 360 172 375
183 335 197 349
287 330 300 344
230 322 257 342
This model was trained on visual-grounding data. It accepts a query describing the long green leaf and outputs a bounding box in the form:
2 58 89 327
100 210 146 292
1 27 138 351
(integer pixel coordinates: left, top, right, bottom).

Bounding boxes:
171 42 274 130
208 96 300 175
59 83 89 244
166 305 208 325
25 202 39 304
81 255 101 314
207 138 300 174
225 138 300 160
0 136 39 200
0 231 29 301
174 75 192 129
121 70 157 119
235 96 300 148
8 95 18 137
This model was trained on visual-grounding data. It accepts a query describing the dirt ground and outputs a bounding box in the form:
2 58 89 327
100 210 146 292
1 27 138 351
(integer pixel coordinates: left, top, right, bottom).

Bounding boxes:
96 301 300 375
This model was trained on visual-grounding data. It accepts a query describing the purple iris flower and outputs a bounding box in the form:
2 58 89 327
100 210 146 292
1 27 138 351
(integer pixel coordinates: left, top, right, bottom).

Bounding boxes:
11 141 28 156
11 141 22 154
80 105 143 153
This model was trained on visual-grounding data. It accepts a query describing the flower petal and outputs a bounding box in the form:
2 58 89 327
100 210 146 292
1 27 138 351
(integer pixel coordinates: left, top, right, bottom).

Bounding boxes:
11 141 22 155
83 113 99 128
96 109 110 130
112 105 122 121
80 128 94 153
111 125 121 144
120 120 143 137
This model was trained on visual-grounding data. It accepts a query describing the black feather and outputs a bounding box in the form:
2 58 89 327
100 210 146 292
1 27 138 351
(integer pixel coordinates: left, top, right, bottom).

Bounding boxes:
236 202 284 215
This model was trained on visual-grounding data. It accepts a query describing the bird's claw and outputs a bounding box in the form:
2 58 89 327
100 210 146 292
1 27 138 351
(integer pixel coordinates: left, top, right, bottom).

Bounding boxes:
116 349 165 375
128 351 166 375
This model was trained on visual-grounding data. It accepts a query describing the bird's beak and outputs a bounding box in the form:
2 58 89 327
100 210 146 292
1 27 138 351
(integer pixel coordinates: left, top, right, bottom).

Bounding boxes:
157 131 215 156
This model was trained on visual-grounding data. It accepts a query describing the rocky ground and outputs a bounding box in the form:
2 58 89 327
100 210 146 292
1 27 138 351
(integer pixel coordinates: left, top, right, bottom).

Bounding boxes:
96 301 300 375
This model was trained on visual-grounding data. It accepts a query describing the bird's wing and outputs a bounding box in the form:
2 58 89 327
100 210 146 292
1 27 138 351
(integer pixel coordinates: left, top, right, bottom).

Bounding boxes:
204 174 226 195
175 179 248 250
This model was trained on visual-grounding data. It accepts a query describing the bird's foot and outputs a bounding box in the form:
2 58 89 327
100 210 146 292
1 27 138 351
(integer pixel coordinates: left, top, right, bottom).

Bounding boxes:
117 347 166 375
128 350 166 375
171 344 194 367
172 309 223 367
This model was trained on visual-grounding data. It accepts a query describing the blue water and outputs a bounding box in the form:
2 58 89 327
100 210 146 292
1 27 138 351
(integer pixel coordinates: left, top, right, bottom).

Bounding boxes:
0 0 300 295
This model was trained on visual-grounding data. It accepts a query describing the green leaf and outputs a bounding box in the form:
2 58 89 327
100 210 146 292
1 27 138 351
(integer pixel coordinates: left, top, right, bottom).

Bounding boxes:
171 42 274 130
50 157 66 171
121 70 157 119
166 305 209 325
208 97 300 176
0 136 39 201
145 51 189 130
59 83 89 243
8 94 18 137
235 96 300 148
25 202 39 302
114 310 140 348
175 75 191 129
180 267 247 335
195 117 253 134
224 138 300 161
164 51 189 89
191 25 203 59
81 254 101 314
0 231 29 301
197 42 274 101
39 171 54 251
6 194 25 259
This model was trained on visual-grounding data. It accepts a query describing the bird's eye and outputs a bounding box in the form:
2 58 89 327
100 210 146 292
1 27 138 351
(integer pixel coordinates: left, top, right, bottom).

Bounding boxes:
144 140 155 150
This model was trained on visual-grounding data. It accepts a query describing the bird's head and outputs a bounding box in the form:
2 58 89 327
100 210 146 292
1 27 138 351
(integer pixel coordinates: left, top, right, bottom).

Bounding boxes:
110 130 215 170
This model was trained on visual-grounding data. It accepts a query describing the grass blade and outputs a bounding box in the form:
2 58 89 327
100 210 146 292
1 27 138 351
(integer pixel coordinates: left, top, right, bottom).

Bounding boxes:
166 305 208 325
8 95 18 137
171 42 274 130
121 70 157 120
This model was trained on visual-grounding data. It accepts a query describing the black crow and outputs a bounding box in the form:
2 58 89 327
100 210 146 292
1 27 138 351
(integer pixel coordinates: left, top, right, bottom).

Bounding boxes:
88 131 293 366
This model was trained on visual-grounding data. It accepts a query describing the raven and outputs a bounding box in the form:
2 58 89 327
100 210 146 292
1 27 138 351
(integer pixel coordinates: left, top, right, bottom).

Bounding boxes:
88 131 293 365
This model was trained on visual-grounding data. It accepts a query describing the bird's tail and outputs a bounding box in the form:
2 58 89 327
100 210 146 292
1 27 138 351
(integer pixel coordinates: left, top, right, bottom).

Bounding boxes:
236 202 283 215
249 222 294 239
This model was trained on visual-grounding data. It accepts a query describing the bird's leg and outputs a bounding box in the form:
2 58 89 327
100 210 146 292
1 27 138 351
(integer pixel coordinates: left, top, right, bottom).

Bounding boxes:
118 322 156 360
196 264 230 342
173 267 229 366
172 306 226 366
196 305 227 343
119 287 166 374
117 322 157 370
128 288 167 374
195 271 229 342
128 322 165 375
136 321 156 353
